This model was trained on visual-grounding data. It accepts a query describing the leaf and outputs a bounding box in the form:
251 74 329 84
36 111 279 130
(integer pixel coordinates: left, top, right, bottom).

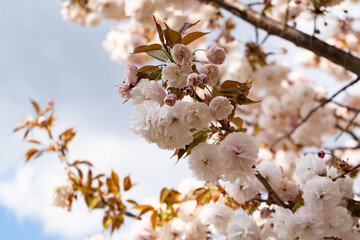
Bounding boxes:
25 148 38 162
133 205 154 218
164 22 182 47
151 211 157 229
30 100 40 115
85 195 101 209
153 16 164 45
27 139 41 145
103 215 112 229
133 44 163 54
123 175 132 191
145 49 169 62
232 117 244 128
160 188 172 203
178 20 201 34
127 199 139 205
181 32 209 45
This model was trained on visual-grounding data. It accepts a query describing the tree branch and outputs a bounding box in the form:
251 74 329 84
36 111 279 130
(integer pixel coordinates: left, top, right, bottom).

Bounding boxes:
333 162 360 180
270 76 360 149
203 0 360 76
254 172 289 209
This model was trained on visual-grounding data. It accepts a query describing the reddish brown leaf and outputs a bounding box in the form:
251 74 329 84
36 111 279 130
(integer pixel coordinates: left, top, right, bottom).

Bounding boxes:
181 32 209 45
30 100 40 115
27 139 41 145
164 23 182 47
153 16 164 44
25 148 38 162
123 175 132 191
133 44 163 54
151 210 158 229
178 20 201 34
127 199 139 205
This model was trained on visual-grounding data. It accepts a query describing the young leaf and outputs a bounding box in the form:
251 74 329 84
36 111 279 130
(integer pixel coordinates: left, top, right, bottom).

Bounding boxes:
133 44 163 54
145 49 169 62
123 175 133 191
30 100 40 115
25 148 38 162
153 16 164 45
178 20 201 34
164 23 182 47
181 32 209 45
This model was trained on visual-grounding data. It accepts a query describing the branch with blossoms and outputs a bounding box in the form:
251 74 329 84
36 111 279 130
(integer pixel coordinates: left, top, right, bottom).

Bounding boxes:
270 76 360 149
202 0 360 76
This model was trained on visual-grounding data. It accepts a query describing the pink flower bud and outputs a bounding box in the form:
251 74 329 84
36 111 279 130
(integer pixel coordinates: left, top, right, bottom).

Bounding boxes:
199 73 209 84
185 87 194 96
124 64 138 86
48 98 55 106
206 46 226 65
187 73 201 87
164 93 177 106
317 151 325 159
118 82 131 99
37 116 48 126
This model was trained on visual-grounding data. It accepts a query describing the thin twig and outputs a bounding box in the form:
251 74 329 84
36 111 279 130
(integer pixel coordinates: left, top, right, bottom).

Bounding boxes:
270 76 360 149
331 101 359 112
335 110 360 141
333 162 360 180
334 124 359 143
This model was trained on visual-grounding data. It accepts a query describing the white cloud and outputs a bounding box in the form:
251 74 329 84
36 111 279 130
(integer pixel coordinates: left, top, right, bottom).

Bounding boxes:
0 131 192 240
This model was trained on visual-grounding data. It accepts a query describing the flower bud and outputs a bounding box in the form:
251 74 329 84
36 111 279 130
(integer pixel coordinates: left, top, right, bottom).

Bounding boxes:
317 151 325 159
37 116 48 126
118 82 131 99
187 73 201 87
185 87 194 96
164 93 177 106
199 73 209 84
206 46 226 65
48 98 55 106
124 64 138 86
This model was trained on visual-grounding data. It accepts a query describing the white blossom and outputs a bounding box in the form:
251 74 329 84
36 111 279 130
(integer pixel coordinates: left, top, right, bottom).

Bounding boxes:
162 63 191 88
50 180 73 209
295 153 326 185
302 176 341 211
226 214 261 240
209 96 234 120
188 143 223 183
130 79 166 106
199 201 234 235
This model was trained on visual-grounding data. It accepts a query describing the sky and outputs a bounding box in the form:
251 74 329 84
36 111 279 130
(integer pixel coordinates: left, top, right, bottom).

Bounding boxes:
0 0 358 240
0 1 192 239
